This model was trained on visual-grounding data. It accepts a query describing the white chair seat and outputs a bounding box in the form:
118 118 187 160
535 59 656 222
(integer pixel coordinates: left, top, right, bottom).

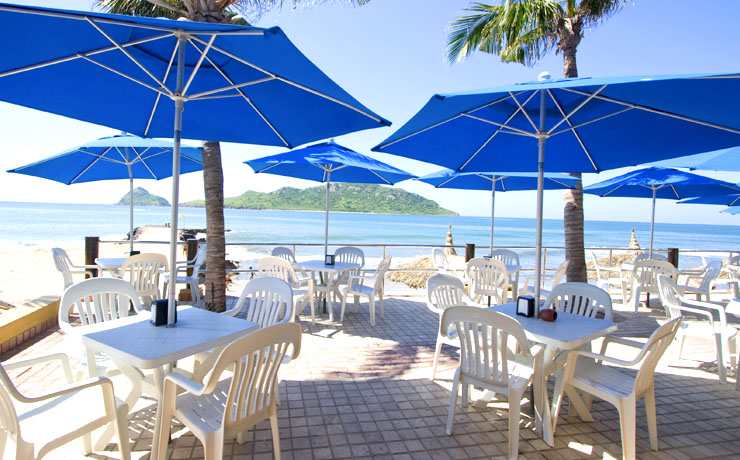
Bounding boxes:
568 357 635 398
678 321 738 339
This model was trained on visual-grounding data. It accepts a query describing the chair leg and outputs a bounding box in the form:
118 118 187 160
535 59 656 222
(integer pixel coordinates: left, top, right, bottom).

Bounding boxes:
644 390 659 451
508 388 523 460
715 332 727 383
203 430 225 460
446 369 461 435
340 292 348 322
368 297 375 326
114 403 132 460
189 281 200 301
379 292 385 318
270 409 282 460
309 293 316 323
80 432 92 455
618 396 637 460
431 339 443 380
551 369 565 428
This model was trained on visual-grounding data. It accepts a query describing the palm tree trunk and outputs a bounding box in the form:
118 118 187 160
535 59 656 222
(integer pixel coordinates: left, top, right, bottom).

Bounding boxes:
561 43 587 282
202 141 226 312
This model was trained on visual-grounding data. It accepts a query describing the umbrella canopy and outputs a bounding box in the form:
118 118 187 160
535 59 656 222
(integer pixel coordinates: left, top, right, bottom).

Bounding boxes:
7 133 203 253
655 146 740 171
679 194 740 207
584 167 740 256
373 72 740 299
0 3 390 325
245 140 415 254
416 169 578 251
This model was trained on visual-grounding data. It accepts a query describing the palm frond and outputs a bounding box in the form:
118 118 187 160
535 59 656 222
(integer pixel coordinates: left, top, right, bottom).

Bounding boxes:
95 0 186 18
577 0 627 28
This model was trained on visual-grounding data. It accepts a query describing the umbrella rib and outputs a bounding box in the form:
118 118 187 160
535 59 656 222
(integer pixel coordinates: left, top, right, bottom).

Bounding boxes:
550 107 632 137
197 39 387 124
507 91 538 132
731 196 740 206
130 147 159 179
462 114 537 137
366 169 394 185
562 87 740 135
79 55 170 96
600 184 625 197
86 18 173 97
436 176 458 188
69 152 108 184
547 89 599 172
549 177 575 188
187 38 291 147
547 85 607 135
182 35 216 96
145 45 178 136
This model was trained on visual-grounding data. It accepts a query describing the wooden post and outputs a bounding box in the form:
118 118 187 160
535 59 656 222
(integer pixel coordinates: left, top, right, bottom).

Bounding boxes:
85 236 99 278
186 239 198 277
668 248 679 268
465 243 475 262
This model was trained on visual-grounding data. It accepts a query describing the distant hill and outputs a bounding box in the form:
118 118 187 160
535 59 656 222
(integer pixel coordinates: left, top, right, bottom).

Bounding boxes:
182 183 456 216
117 187 169 206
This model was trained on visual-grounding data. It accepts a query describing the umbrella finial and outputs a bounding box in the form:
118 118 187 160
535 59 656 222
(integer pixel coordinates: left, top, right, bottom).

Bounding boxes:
538 71 551 81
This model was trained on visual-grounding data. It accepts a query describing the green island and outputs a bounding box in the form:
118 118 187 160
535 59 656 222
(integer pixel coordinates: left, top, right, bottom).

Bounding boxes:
116 187 170 206
182 183 457 215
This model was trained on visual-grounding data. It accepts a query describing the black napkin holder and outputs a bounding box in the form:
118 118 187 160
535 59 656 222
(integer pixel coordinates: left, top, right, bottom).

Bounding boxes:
151 299 176 326
325 254 335 265
516 295 536 318
129 250 140 256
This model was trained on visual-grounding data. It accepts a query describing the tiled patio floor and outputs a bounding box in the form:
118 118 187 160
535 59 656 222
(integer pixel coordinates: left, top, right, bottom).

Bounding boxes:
5 287 740 459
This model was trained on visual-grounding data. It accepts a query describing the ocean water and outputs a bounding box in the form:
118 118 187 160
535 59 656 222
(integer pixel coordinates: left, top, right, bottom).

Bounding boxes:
1 201 738 270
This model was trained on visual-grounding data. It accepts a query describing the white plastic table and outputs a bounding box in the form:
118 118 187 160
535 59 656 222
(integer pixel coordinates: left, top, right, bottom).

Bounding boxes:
294 260 360 321
490 302 618 446
81 306 259 460
95 257 127 275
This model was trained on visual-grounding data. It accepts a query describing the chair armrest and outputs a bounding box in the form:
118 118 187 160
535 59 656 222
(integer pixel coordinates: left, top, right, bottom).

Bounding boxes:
3 352 74 383
566 348 639 368
599 335 646 354
347 273 375 289
165 370 207 396
682 297 727 326
12 376 114 404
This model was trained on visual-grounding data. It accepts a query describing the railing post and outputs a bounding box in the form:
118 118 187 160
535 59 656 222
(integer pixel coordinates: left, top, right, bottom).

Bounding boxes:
186 239 198 276
668 248 679 268
465 243 475 262
85 236 99 278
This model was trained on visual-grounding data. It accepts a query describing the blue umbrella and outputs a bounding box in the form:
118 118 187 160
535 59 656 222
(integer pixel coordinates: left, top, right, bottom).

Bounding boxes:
679 194 740 207
245 140 415 254
655 146 740 171
0 3 390 324
584 167 740 256
373 72 740 298
7 133 203 253
416 169 578 251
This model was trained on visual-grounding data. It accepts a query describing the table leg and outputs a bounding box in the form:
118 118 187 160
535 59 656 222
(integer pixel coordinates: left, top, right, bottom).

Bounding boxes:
150 365 169 460
532 351 554 446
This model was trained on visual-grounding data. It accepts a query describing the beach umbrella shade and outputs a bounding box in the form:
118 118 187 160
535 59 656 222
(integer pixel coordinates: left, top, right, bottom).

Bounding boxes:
245 140 416 255
0 3 390 325
373 72 740 299
583 167 740 256
655 146 740 171
416 169 578 252
7 133 203 253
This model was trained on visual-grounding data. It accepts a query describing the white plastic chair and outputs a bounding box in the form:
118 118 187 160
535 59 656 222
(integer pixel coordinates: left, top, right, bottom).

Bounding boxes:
657 274 738 383
334 246 365 283
590 251 627 303
257 256 315 323
0 353 131 460
466 257 509 305
544 282 613 322
625 259 677 312
721 255 740 298
163 243 206 302
154 322 302 460
59 278 154 426
425 273 479 380
340 256 392 326
442 306 539 460
490 249 521 299
52 247 98 290
119 252 168 307
271 246 296 263
679 260 723 301
521 260 569 299
433 248 466 279
552 317 682 460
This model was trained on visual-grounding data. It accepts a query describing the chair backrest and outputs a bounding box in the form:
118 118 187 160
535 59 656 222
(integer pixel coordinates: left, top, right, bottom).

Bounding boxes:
120 253 168 302
191 244 207 276
59 277 143 334
432 248 449 270
427 273 470 313
657 274 683 320
589 252 611 279
489 249 519 267
0 379 20 446
631 259 677 294
697 260 722 289
52 247 77 289
229 276 294 326
204 322 302 439
544 282 613 321
727 255 740 267
258 256 299 285
548 260 570 287
335 246 365 278
466 257 509 304
632 317 682 396
372 256 392 293
441 306 532 387
271 246 296 264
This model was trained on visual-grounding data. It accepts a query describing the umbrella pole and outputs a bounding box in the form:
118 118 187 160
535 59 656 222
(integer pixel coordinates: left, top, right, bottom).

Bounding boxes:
167 35 186 327
324 170 331 256
490 180 495 255
649 188 656 258
534 91 546 302
126 147 134 254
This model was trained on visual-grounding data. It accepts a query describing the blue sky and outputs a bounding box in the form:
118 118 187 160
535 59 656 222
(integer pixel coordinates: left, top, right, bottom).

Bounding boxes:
2 0 740 225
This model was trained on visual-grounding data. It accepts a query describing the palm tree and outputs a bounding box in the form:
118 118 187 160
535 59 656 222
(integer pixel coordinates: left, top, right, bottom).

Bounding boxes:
446 0 627 283
96 0 365 311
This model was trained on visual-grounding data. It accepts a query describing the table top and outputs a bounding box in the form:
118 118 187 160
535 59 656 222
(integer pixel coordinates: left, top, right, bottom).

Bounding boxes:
294 260 360 273
95 257 127 270
491 302 617 351
81 307 259 369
